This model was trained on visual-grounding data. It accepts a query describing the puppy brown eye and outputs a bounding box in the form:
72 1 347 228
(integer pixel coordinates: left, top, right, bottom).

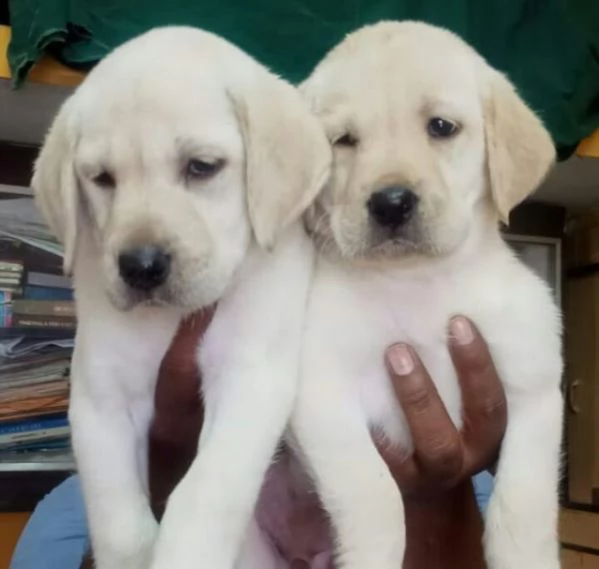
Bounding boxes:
428 118 459 138
334 133 358 147
186 158 224 180
93 171 116 189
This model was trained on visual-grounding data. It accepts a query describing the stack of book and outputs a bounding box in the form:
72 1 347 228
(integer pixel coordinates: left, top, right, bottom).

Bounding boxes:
0 185 74 464
0 340 72 456
1 277 76 331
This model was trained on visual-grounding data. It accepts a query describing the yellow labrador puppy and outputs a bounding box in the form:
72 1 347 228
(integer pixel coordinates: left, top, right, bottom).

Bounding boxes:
33 27 330 569
292 21 561 569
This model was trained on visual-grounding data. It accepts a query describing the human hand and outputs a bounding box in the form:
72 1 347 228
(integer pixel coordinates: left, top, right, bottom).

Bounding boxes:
376 316 507 569
376 315 506 494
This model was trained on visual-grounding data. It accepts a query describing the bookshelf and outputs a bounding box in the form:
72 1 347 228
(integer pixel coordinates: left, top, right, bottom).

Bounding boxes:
0 450 75 472
0 184 75 476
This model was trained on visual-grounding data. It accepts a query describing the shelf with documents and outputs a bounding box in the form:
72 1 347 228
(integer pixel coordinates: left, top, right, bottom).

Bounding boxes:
0 448 74 472
0 184 74 476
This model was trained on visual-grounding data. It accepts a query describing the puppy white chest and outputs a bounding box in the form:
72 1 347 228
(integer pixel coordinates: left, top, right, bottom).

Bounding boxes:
303 257 467 449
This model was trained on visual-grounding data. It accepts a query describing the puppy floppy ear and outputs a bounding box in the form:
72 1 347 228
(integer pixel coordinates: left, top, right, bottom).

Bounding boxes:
32 99 80 275
482 68 556 223
228 72 331 249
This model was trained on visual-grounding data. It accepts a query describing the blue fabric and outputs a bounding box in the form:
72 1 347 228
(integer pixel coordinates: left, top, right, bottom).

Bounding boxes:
10 474 89 569
472 471 495 514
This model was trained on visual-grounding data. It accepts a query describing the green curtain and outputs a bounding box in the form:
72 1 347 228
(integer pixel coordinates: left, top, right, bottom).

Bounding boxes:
7 0 599 158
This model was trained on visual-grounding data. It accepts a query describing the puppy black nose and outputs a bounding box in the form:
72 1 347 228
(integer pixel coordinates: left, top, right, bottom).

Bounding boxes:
118 246 171 291
367 186 419 228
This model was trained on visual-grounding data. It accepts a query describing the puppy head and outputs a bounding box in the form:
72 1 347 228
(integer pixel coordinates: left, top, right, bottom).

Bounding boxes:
33 27 330 313
301 21 555 263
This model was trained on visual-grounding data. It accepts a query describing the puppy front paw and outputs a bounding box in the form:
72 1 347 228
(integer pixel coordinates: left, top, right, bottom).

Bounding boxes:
93 510 158 569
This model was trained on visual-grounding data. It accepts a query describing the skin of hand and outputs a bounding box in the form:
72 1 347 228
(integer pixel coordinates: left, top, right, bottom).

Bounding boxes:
80 314 506 569
379 316 507 569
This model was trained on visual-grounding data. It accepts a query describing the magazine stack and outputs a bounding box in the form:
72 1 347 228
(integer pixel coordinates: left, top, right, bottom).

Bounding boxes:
0 184 74 467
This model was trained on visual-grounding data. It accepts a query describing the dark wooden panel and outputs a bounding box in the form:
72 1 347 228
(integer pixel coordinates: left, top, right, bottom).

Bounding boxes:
506 201 567 238
0 142 39 187
0 471 73 512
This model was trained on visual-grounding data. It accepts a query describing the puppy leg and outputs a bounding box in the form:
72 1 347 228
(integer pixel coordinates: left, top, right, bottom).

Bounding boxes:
150 353 298 569
291 364 406 569
71 300 180 569
484 386 563 569
151 230 314 569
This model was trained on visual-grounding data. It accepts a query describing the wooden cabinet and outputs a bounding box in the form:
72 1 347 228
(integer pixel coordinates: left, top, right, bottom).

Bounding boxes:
560 509 599 568
560 215 599 564
565 213 599 507
562 548 599 569
0 513 29 569
565 273 599 505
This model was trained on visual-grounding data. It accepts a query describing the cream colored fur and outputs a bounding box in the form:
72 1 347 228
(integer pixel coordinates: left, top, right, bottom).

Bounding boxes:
291 21 562 569
32 26 330 569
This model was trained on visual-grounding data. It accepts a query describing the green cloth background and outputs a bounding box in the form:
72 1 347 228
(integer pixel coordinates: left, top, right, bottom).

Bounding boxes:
7 0 599 159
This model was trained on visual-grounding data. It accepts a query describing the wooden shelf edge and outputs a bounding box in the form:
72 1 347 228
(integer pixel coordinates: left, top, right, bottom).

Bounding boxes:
0 25 85 88
560 508 599 551
578 129 599 159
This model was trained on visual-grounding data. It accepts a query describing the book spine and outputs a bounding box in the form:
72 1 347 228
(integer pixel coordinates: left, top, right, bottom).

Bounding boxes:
0 415 69 435
0 261 24 273
12 314 76 329
0 426 71 446
12 300 76 318
4 438 71 452
23 285 74 301
0 260 24 293
0 290 11 327
26 271 72 290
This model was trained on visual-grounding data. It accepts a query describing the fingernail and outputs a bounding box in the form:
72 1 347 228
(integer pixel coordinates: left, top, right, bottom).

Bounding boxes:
387 344 414 375
450 316 475 345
